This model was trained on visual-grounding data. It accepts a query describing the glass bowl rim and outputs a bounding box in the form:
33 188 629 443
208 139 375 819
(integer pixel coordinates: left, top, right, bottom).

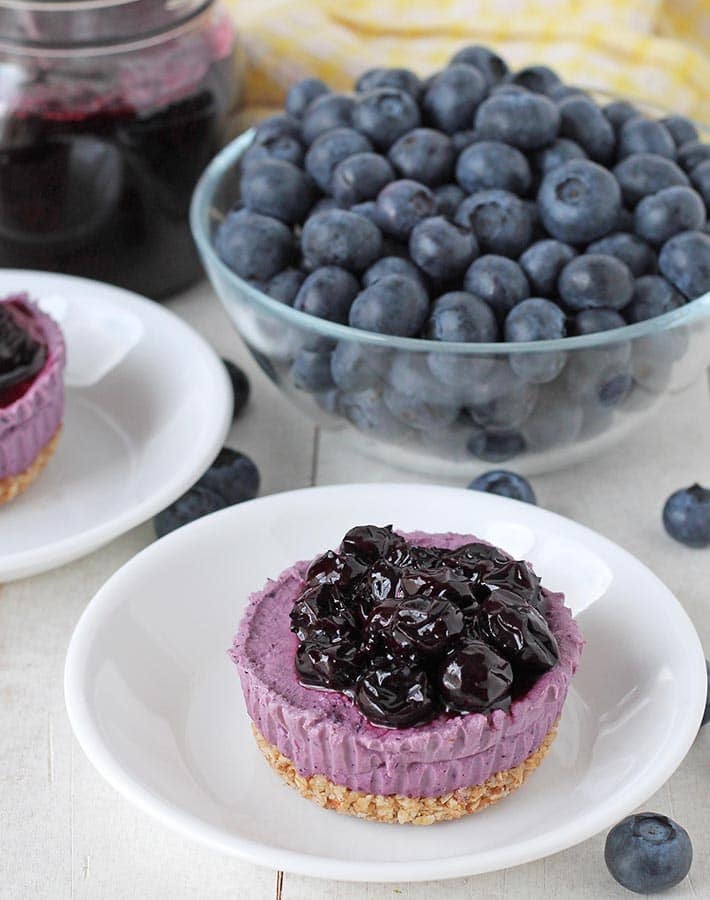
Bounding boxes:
190 127 710 357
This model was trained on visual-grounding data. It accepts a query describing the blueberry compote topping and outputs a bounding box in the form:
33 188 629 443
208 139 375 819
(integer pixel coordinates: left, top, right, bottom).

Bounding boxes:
0 299 46 405
289 525 560 728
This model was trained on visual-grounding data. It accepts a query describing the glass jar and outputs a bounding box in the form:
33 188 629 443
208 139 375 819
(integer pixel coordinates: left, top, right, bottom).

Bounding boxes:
0 0 241 298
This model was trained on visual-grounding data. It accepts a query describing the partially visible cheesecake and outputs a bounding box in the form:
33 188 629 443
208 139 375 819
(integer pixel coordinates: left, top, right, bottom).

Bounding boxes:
0 294 65 505
230 526 584 825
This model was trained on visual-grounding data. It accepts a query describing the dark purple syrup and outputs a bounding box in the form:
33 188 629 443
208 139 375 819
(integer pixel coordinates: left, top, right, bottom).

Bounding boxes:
0 16 237 299
290 525 560 728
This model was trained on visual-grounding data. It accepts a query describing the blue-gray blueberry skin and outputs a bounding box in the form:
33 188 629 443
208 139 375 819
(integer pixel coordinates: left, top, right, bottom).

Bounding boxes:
240 158 313 224
563 345 633 411
455 189 533 258
518 239 577 297
301 209 383 272
558 254 634 312
474 89 560 150
658 229 710 298
634 186 706 246
508 64 561 94
463 255 530 322
587 232 656 277
375 179 437 240
293 266 359 324
663 484 710 548
330 341 388 391
409 216 478 279
456 141 532 195
388 128 455 187
331 153 395 206
433 183 465 218
291 347 335 392
352 87 421 149
503 298 567 384
677 140 710 173
613 153 689 206
691 159 710 207
301 93 355 145
216 209 294 281
558 95 615 164
534 138 587 175
660 114 698 147
625 275 684 323
304 127 373 192
537 159 621 244
422 65 487 134
617 116 677 160
604 813 692 894
468 470 536 504
603 99 639 131
266 267 306 305
355 67 422 99
449 45 509 88
349 274 429 337
468 381 538 430
285 77 330 118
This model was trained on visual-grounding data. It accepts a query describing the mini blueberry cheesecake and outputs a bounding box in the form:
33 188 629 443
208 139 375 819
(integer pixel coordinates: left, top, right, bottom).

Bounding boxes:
230 525 584 825
0 294 65 504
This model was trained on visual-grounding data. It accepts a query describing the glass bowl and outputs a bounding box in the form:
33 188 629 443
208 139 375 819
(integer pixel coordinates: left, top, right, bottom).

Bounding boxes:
190 130 710 476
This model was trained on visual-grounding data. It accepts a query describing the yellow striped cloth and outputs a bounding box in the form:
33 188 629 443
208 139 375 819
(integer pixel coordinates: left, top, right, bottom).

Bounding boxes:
228 0 709 126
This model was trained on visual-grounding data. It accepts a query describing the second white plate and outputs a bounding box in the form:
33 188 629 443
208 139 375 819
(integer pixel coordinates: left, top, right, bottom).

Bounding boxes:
0 270 232 581
64 484 706 882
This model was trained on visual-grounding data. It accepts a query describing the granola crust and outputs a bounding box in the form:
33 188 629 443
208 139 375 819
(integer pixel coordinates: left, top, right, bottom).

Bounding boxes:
253 719 558 825
0 427 61 506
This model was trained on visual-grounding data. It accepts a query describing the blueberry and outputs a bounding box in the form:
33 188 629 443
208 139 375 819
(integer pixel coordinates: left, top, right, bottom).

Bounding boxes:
355 67 421 99
341 385 410 440
266 267 306 304
386 352 460 406
456 140 532 195
242 134 304 170
449 45 509 88
362 255 425 289
534 138 587 175
431 356 518 403
618 116 676 160
463 254 530 321
222 359 250 420
626 275 685 323
663 484 710 547
301 209 383 272
504 298 567 383
661 114 699 147
587 231 656 276
658 229 710 298
291 347 334 392
331 341 386 390
615 206 635 232
522 383 583 450
690 159 710 207
677 140 710 172
468 382 539 430
330 152 394 206
253 114 301 144
388 128 455 186
427 291 498 342
564 346 632 409
455 189 533 258
474 90 560 150
438 639 513 713
603 100 639 131
634 186 705 245
304 127 372 192
518 239 577 296
301 93 355 144
538 159 621 244
605 813 693 893
310 197 343 216
409 216 478 279
433 183 465 217
197 447 260 505
240 158 313 224
559 253 634 311
558 96 615 164
355 662 437 727
632 329 686 391
352 88 421 149
349 274 429 336
468 469 536 503
467 430 526 462
154 484 227 538
450 129 479 153
573 308 626 334
508 65 561 94
216 209 294 281
422 65 487 133
384 384 460 431
285 77 330 118
293 266 359 323
375 179 437 239
613 153 690 206
349 200 377 222
547 84 588 102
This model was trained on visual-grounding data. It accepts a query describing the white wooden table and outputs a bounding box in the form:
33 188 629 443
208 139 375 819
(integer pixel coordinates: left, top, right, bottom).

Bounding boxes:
2 280 709 900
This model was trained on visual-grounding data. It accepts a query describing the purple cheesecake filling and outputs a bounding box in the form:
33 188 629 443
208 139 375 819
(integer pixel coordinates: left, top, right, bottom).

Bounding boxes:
231 531 585 798
0 296 65 479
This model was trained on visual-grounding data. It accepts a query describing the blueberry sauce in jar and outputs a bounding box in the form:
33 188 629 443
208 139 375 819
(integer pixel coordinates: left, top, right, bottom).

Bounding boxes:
0 0 240 298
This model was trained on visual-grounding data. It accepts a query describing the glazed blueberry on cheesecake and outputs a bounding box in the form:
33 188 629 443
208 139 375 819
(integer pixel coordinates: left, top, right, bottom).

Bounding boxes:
230 525 583 825
0 294 65 504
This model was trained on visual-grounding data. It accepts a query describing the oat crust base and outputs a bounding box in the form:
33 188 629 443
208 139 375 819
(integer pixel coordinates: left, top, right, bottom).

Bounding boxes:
0 427 61 506
253 720 558 825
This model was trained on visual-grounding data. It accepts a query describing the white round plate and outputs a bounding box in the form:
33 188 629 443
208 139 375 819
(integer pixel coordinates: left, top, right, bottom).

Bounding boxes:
64 484 706 883
0 270 231 581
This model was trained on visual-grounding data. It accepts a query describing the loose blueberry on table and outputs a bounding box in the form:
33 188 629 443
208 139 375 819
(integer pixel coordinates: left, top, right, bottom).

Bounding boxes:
212 44 710 462
662 484 710 548
468 470 537 504
290 524 558 727
605 813 693 894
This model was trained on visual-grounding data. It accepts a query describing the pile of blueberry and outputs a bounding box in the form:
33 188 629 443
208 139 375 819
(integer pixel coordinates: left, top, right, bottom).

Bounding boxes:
216 48 710 344
289 524 559 728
